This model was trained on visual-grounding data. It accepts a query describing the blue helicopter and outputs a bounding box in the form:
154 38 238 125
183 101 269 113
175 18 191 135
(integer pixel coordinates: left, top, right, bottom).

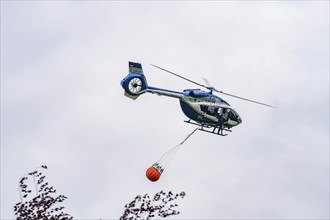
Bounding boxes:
121 61 275 136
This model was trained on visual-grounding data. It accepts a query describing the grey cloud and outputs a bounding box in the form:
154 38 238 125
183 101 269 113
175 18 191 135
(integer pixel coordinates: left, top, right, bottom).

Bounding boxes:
1 1 329 219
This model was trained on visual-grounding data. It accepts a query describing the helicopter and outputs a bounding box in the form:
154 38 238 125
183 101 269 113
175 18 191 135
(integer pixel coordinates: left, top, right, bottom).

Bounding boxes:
120 61 275 136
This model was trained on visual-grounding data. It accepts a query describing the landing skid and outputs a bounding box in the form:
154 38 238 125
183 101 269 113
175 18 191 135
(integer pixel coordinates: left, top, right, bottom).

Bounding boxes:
184 120 232 136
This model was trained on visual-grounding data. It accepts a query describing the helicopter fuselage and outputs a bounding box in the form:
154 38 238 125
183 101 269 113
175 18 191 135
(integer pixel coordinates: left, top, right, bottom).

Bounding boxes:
121 70 242 131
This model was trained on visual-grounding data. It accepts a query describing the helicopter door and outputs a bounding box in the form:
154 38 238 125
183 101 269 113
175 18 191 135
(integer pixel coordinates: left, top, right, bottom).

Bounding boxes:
207 106 216 116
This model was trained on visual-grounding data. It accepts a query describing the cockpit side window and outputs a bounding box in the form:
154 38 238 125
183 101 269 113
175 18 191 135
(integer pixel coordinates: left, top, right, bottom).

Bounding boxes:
200 105 219 117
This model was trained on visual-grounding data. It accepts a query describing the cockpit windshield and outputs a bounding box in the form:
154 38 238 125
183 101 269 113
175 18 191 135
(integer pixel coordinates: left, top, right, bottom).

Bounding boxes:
228 109 242 123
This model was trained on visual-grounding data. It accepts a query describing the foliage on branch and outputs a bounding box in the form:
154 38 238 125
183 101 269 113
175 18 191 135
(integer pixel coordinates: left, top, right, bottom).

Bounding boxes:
14 165 73 220
14 166 186 220
120 190 186 220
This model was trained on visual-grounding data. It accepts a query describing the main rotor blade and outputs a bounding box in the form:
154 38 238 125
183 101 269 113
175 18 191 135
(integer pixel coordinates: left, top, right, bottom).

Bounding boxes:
150 64 208 89
150 64 276 108
202 77 211 87
215 90 276 108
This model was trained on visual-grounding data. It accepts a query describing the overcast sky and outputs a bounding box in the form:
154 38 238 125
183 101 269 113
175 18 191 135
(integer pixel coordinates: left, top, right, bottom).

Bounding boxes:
1 1 329 219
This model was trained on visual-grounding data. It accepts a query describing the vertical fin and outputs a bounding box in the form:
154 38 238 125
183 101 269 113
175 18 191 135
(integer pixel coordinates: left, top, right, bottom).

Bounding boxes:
129 62 143 74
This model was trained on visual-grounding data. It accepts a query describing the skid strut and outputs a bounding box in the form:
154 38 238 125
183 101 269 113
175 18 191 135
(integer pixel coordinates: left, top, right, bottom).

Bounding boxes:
184 120 231 136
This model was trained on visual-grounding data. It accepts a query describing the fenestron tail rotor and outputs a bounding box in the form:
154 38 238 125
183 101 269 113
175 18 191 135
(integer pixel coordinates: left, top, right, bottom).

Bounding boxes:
150 63 276 108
